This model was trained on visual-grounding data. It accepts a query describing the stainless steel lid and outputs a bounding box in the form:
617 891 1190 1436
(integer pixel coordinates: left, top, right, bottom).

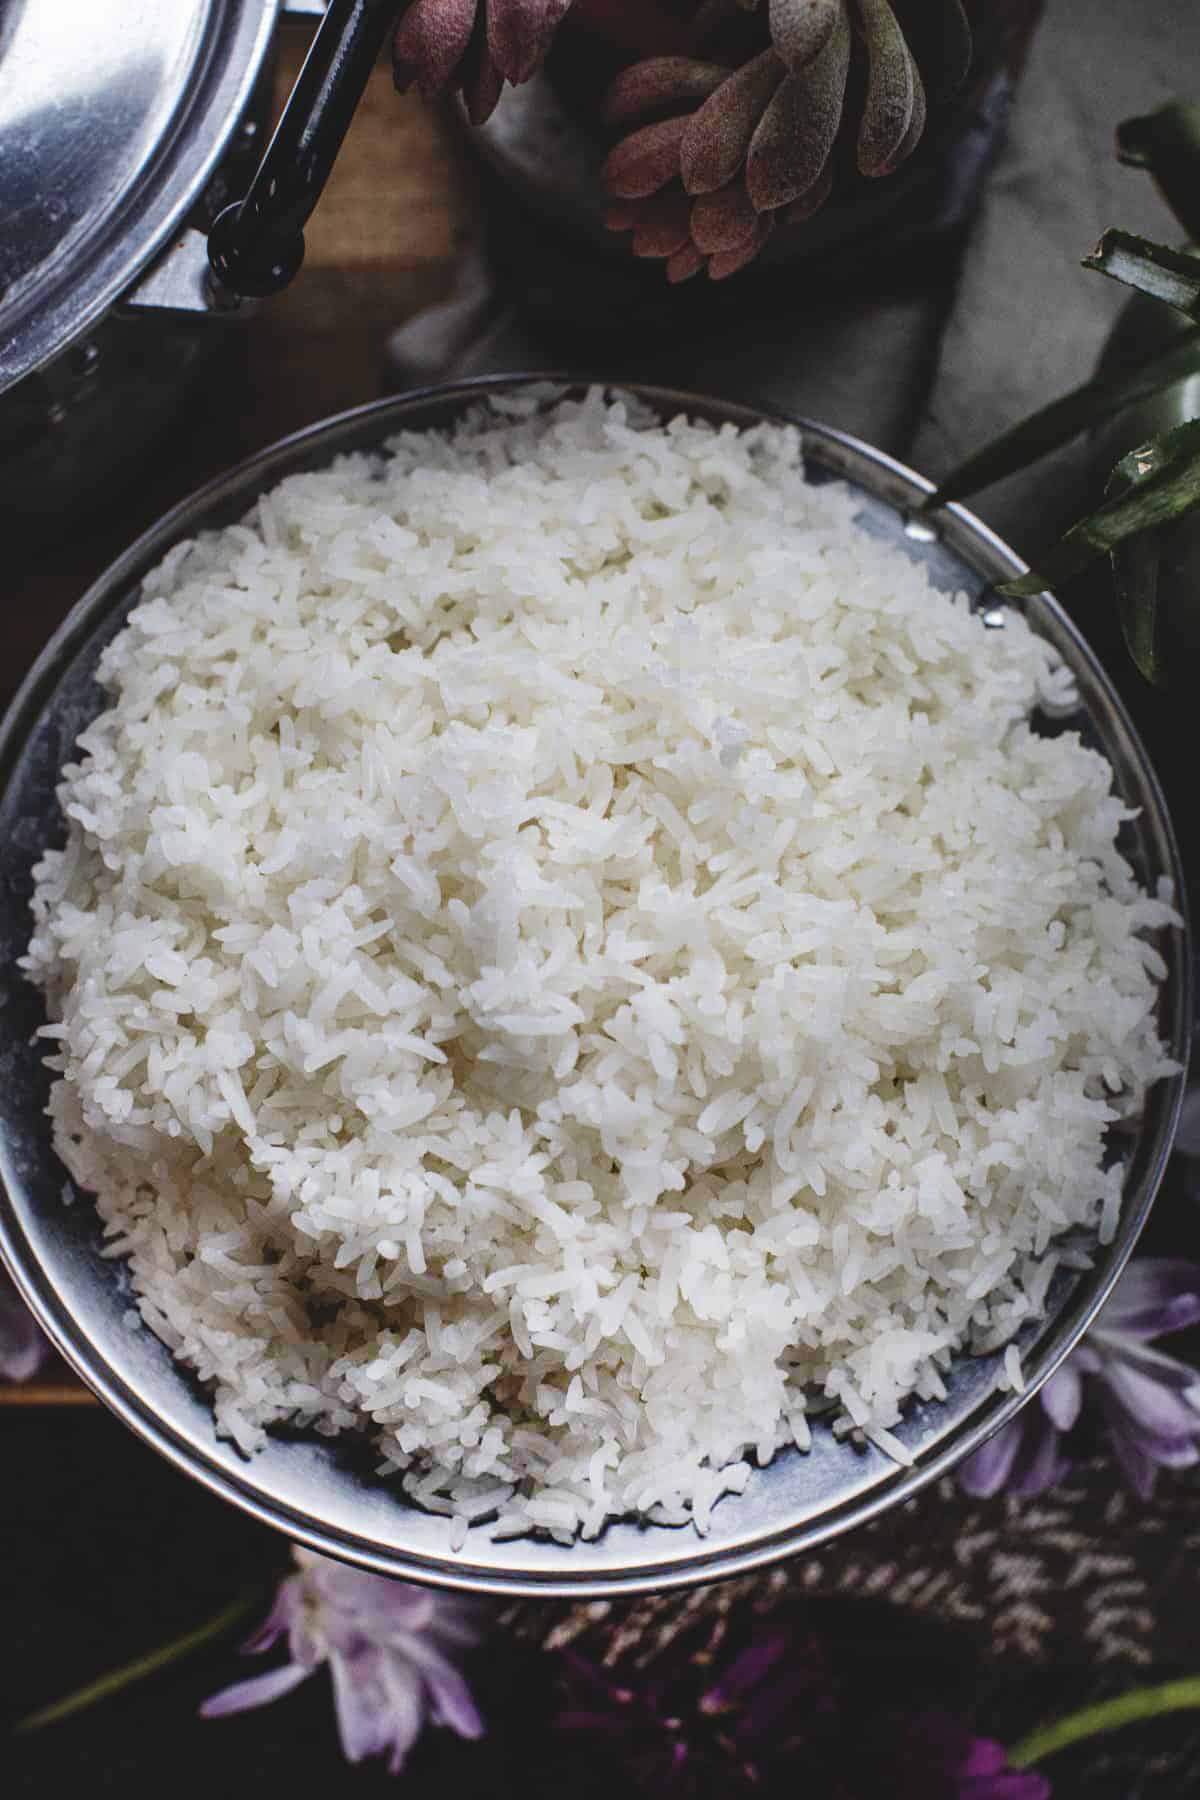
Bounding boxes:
0 0 277 395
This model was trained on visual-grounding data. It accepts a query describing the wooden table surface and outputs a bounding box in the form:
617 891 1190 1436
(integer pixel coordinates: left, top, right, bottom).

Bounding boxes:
3 15 477 1408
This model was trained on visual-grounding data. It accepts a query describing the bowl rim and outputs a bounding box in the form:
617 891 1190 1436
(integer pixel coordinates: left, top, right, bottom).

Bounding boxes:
0 372 1191 1597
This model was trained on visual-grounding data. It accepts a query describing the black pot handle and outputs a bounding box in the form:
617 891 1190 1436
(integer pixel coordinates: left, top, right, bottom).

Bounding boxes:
208 0 403 299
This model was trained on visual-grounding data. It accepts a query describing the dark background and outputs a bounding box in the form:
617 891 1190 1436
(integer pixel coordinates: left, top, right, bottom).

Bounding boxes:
4 2 1200 1794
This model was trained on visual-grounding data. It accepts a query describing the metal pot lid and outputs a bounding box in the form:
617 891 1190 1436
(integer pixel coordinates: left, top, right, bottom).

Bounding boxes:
0 0 277 396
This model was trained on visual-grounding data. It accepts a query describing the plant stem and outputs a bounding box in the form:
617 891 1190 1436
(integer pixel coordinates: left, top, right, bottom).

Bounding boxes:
13 1590 260 1735
1009 1675 1200 1768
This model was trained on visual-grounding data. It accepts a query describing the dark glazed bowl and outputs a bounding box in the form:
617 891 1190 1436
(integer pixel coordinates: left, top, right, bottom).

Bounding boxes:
0 376 1190 1597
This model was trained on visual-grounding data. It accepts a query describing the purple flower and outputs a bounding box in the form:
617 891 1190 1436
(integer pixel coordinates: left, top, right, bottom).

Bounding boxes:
558 1636 1050 1800
957 1364 1077 1502
895 1711 1051 1800
961 1258 1200 1501
557 1629 836 1793
952 1739 1050 1800
201 1547 484 1775
0 1265 49 1383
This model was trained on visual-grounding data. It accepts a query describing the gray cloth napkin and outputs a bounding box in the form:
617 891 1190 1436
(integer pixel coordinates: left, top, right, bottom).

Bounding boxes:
909 0 1193 555
443 281 951 460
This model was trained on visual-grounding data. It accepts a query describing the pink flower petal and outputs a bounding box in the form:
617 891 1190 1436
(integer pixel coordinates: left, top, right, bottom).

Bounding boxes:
1145 1435 1200 1470
958 1417 1025 1498
1109 1338 1200 1396
1040 1361 1083 1431
959 1734 1008 1775
331 1650 417 1767
415 1643 486 1739
1009 1411 1070 1498
1099 1257 1200 1339
240 1578 301 1655
1103 1354 1200 1440
1103 1408 1160 1500
214 1546 485 1775
200 1662 310 1719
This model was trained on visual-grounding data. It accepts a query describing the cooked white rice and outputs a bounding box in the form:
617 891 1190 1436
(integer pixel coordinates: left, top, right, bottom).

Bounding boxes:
23 388 1177 1540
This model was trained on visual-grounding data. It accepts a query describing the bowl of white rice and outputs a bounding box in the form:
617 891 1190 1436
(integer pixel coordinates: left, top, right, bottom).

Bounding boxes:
0 379 1190 1596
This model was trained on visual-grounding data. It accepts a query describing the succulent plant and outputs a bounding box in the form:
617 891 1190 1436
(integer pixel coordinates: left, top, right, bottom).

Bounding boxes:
393 0 576 125
601 0 974 281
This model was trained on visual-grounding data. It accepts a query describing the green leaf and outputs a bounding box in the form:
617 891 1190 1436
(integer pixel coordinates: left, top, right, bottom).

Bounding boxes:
924 326 1200 507
1118 99 1200 239
999 417 1200 597
1083 229 1200 318
1009 1673 1200 1769
1107 436 1170 687
1111 522 1166 684
13 1590 261 1734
